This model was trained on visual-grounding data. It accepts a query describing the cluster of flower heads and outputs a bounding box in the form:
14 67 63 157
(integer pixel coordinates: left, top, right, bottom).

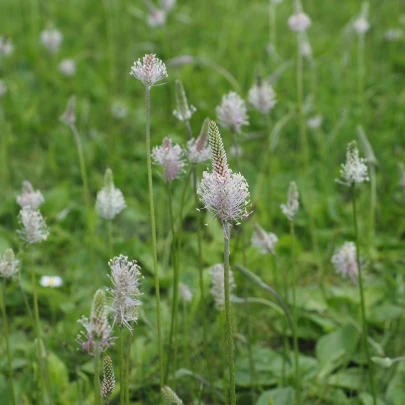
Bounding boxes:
130 53 168 87
251 224 278 255
216 92 249 134
197 121 251 236
331 242 363 284
77 289 115 355
96 169 127 220
210 264 236 311
152 137 186 182
107 255 143 331
337 141 369 186
0 249 20 279
281 181 299 221
248 77 277 115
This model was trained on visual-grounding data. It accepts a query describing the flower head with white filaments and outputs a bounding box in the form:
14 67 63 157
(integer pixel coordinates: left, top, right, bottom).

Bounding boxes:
337 141 369 186
107 255 143 331
331 242 364 284
251 224 278 255
96 169 126 220
59 59 76 77
0 249 20 279
186 118 211 164
216 92 249 134
288 0 311 33
130 54 167 87
17 206 49 244
152 137 186 182
77 289 114 355
40 28 63 54
17 180 45 209
281 181 299 221
248 76 277 115
147 5 166 27
353 3 370 35
173 80 196 122
197 121 251 237
210 264 236 311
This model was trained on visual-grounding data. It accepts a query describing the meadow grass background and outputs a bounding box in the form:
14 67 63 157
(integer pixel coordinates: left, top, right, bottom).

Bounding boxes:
1 0 405 404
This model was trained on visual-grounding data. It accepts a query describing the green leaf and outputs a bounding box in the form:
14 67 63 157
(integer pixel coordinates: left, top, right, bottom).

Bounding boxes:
256 387 295 405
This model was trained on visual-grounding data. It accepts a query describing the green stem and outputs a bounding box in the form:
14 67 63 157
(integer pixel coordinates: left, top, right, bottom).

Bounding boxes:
223 223 236 405
119 328 125 405
219 312 229 405
30 251 46 405
165 183 180 384
145 86 164 391
185 120 193 140
369 165 376 254
125 330 131 405
1 281 17 405
352 185 377 405
269 2 277 52
107 220 113 258
290 221 301 404
357 33 365 119
94 341 102 405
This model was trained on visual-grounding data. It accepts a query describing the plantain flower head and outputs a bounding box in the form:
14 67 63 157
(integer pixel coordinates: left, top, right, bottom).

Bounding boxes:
281 181 299 221
197 121 251 236
17 206 49 244
216 92 249 134
0 36 14 57
102 356 115 401
179 282 193 302
251 224 278 255
331 242 363 284
130 54 167 87
248 77 277 115
186 118 211 164
210 264 236 311
40 28 63 54
107 255 143 331
162 386 183 405
0 249 20 279
152 137 185 182
337 141 369 186
173 80 196 122
17 181 45 209
59 59 76 77
96 168 126 220
353 3 370 35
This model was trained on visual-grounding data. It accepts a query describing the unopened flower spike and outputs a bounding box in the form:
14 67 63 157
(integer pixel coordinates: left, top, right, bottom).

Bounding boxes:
251 224 278 255
17 180 45 209
281 181 299 221
210 264 236 311
152 137 186 182
77 289 114 355
216 92 249 134
162 385 183 405
197 121 251 238
0 249 20 279
186 118 211 164
102 355 115 402
96 168 127 220
107 255 143 331
130 53 168 87
17 206 49 244
173 79 196 122
60 96 76 126
337 141 369 186
248 75 277 115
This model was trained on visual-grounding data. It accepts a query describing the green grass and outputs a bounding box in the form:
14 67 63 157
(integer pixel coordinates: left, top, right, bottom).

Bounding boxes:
1 0 405 404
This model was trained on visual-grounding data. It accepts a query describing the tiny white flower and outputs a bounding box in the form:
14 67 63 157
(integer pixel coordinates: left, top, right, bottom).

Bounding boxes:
130 54 168 87
216 92 249 134
337 141 369 186
210 264 236 311
40 275 63 288
111 101 128 120
307 115 323 129
17 206 49 244
353 17 370 35
58 59 76 77
179 282 193 302
288 11 311 33
281 181 299 221
96 169 126 220
40 28 63 54
0 79 7 97
152 137 185 182
17 180 45 209
331 242 363 284
0 249 20 279
248 79 277 115
251 224 278 255
0 36 14 57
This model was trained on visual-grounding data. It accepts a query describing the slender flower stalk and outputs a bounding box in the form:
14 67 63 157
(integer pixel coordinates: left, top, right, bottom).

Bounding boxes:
0 249 20 405
130 54 167 392
281 182 300 404
198 121 251 405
